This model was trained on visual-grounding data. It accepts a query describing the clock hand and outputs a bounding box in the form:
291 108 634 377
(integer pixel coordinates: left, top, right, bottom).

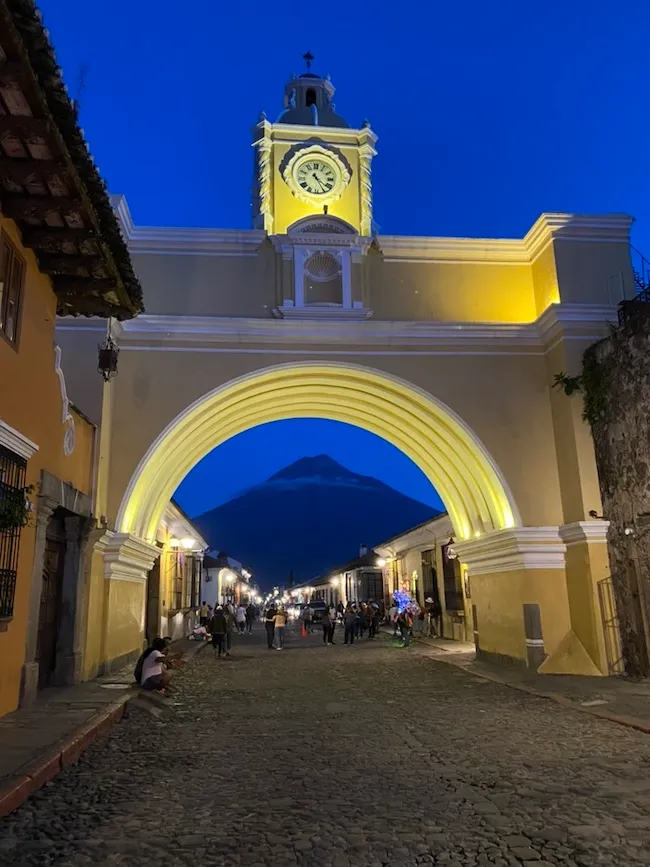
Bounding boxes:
312 172 326 192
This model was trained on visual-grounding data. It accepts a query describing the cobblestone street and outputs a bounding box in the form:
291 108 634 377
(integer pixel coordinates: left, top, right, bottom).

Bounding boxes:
2 626 650 867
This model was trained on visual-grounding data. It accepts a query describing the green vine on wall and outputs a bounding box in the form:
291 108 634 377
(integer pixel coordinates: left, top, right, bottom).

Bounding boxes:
553 346 608 428
0 485 35 533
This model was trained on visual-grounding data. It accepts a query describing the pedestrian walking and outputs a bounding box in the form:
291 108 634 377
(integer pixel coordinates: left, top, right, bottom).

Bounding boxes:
302 604 313 635
368 602 380 639
274 606 288 650
199 601 209 627
397 609 413 647
264 603 277 649
321 607 333 645
344 604 356 645
224 604 235 656
245 602 256 634
210 605 228 658
426 597 442 637
328 604 337 644
389 602 399 636
235 604 247 634
356 603 366 639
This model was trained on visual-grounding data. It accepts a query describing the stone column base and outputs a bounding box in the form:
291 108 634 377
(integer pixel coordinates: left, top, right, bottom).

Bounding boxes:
20 662 40 707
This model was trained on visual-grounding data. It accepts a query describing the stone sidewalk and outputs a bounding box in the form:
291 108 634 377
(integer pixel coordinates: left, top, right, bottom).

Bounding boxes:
0 637 207 816
413 634 650 733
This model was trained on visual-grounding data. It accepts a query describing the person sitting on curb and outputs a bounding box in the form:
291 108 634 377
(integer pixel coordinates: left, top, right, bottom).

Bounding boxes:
137 637 173 693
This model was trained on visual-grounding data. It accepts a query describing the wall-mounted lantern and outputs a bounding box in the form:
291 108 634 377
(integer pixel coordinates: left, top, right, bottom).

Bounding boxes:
98 321 119 382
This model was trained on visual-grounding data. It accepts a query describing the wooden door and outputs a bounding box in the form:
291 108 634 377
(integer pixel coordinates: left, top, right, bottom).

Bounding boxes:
36 536 65 689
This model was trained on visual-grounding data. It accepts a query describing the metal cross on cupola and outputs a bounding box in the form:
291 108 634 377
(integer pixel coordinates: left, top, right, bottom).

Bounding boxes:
303 51 314 72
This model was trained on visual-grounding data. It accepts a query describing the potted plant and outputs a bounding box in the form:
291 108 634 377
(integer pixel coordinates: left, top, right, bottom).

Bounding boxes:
0 484 35 533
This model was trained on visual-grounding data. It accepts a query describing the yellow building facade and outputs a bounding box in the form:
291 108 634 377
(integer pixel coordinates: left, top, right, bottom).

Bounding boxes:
56 67 631 677
0 5 142 717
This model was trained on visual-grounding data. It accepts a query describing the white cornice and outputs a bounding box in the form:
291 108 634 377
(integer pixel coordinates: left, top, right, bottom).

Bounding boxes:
263 121 377 146
537 303 618 348
56 303 619 355
273 306 375 321
111 197 632 266
378 213 633 265
161 501 209 551
0 419 39 460
455 527 566 575
559 521 610 545
116 314 539 348
374 515 453 557
102 532 160 583
110 195 266 257
523 213 634 262
378 235 529 264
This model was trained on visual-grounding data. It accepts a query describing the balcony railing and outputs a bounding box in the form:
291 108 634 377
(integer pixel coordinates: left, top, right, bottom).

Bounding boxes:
618 246 650 326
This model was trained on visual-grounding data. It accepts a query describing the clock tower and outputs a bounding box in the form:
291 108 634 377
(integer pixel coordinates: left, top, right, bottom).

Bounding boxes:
252 56 377 236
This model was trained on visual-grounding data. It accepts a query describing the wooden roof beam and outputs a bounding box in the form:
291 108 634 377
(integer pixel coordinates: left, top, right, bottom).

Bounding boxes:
38 253 103 274
0 114 50 136
0 158 67 185
51 275 117 295
1 193 83 219
21 226 95 247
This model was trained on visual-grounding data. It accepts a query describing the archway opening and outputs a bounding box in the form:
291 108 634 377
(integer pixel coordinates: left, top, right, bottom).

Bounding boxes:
117 362 520 547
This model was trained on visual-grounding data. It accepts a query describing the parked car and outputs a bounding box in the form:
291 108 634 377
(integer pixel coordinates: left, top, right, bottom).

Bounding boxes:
295 600 328 623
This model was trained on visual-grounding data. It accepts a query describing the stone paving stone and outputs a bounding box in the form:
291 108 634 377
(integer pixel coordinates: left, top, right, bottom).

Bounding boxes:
1 629 650 865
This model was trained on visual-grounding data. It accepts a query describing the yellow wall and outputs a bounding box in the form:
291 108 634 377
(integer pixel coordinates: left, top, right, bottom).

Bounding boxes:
82 548 105 681
0 216 95 716
367 258 537 323
103 578 145 663
471 568 571 664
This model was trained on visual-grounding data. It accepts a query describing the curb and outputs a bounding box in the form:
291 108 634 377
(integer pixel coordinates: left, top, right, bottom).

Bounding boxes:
0 693 131 819
0 637 211 819
417 638 650 735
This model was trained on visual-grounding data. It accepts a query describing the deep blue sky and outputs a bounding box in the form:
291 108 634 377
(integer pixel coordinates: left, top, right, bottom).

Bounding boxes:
40 1 650 515
174 420 445 516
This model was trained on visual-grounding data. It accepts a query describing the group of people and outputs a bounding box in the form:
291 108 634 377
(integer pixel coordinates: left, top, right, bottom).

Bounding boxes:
263 604 289 650
295 600 383 646
208 602 260 657
200 601 259 636
386 596 442 646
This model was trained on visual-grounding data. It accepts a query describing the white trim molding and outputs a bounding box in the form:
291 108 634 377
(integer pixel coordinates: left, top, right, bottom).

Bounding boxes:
536 303 619 348
54 345 75 456
111 196 632 267
0 418 38 460
455 527 566 575
100 532 160 583
559 521 610 546
378 213 633 265
110 195 265 257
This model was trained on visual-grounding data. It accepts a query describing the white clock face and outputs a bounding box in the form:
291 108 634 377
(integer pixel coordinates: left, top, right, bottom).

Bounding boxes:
294 158 339 196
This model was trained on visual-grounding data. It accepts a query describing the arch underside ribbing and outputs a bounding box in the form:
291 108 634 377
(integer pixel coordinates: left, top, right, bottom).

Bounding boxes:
117 363 519 543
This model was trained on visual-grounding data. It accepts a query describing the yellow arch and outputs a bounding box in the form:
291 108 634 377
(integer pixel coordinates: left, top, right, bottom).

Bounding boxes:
117 362 520 542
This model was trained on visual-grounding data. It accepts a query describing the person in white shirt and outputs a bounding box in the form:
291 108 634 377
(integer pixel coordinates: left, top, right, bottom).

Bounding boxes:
140 638 172 692
235 605 247 634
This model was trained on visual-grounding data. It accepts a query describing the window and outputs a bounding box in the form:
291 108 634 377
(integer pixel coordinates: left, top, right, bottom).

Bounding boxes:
0 444 27 619
0 234 25 346
306 88 317 107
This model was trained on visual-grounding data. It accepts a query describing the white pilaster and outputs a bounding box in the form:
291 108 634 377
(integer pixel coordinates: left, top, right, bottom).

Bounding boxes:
341 250 352 309
294 247 306 308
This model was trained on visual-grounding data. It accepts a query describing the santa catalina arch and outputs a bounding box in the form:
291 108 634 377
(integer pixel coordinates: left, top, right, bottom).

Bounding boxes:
58 67 634 679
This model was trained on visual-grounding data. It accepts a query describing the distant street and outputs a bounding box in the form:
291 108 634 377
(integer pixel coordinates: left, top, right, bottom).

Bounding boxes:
2 625 650 866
